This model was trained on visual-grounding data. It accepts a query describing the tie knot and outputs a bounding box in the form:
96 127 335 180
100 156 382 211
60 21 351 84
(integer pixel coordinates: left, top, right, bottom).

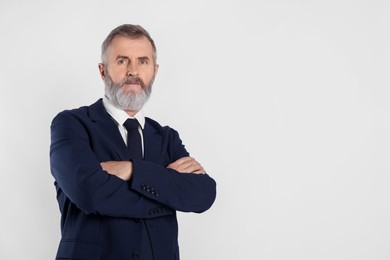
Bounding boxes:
123 118 139 131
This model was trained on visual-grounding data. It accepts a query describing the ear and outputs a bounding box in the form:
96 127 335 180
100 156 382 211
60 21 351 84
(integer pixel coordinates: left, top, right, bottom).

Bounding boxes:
98 63 106 80
154 63 159 75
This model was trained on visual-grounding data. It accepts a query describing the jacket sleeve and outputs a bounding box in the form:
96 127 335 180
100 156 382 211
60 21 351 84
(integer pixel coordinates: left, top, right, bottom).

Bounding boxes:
131 159 217 213
50 111 173 219
131 122 216 214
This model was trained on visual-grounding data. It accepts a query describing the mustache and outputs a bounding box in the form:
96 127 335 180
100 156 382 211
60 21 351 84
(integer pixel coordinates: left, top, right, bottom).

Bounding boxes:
121 76 145 87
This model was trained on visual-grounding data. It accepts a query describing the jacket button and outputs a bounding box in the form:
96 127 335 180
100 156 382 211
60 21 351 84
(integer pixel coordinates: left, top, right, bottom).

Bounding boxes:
132 251 140 259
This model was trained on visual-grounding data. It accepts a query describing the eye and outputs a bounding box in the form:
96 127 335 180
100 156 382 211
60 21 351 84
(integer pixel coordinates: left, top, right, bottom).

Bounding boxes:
139 59 148 65
118 58 128 65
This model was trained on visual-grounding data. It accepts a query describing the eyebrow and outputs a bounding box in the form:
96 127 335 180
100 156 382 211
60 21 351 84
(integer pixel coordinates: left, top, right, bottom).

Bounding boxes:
116 55 129 60
115 55 150 60
137 56 150 61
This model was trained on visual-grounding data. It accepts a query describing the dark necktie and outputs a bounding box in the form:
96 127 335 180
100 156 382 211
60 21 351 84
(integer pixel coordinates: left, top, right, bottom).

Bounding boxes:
123 118 142 160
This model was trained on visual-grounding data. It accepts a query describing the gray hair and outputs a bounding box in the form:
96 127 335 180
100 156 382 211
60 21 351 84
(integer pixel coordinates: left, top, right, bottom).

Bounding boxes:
101 24 157 65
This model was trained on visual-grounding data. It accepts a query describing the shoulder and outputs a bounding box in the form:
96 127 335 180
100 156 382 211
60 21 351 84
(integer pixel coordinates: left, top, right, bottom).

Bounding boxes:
145 117 189 158
145 117 179 135
51 105 89 126
51 99 104 126
144 117 185 144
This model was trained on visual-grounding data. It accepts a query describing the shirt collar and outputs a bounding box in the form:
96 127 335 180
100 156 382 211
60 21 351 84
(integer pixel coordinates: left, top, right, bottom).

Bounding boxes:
102 96 145 129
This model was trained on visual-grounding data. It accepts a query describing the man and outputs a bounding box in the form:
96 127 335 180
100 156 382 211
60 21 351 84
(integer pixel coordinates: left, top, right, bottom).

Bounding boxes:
50 24 216 260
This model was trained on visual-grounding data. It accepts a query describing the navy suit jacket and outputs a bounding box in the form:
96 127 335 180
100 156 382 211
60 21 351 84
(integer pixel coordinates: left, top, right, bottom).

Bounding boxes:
50 99 216 260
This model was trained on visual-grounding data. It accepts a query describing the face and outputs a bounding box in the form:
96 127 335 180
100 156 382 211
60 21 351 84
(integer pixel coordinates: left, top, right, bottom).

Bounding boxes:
99 35 159 113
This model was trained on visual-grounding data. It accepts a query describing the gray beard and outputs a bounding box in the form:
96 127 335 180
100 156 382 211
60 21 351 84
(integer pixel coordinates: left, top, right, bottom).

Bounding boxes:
104 74 153 111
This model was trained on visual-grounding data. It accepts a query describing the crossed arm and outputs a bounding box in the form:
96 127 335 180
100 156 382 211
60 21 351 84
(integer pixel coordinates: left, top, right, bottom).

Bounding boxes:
51 111 216 217
100 157 206 181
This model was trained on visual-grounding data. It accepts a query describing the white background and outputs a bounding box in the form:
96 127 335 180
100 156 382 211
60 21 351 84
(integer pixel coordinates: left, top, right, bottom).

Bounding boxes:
1 1 390 259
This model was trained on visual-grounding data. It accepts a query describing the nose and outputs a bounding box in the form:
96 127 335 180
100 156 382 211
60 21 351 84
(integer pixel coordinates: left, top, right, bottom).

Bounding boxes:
126 63 139 76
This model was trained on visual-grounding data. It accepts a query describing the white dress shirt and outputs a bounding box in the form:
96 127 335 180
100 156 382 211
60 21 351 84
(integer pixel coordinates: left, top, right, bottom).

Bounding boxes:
102 96 145 156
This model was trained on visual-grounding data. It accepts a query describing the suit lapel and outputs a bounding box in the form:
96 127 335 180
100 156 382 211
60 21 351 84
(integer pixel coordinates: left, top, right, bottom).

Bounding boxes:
143 119 163 164
88 99 164 163
88 99 130 161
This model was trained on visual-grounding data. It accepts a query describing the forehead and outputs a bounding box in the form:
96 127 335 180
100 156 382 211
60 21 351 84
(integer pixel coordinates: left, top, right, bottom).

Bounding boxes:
108 35 154 58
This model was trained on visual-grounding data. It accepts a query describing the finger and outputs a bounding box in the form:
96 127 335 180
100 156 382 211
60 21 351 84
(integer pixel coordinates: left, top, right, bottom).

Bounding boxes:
173 156 194 165
167 157 194 170
177 159 198 170
181 161 204 173
192 169 206 174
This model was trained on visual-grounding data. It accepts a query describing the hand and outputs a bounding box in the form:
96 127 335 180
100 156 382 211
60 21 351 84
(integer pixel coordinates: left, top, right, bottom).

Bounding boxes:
100 161 132 181
167 157 206 174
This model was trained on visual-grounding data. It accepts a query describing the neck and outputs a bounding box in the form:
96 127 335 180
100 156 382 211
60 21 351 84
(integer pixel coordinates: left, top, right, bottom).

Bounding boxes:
125 110 138 117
